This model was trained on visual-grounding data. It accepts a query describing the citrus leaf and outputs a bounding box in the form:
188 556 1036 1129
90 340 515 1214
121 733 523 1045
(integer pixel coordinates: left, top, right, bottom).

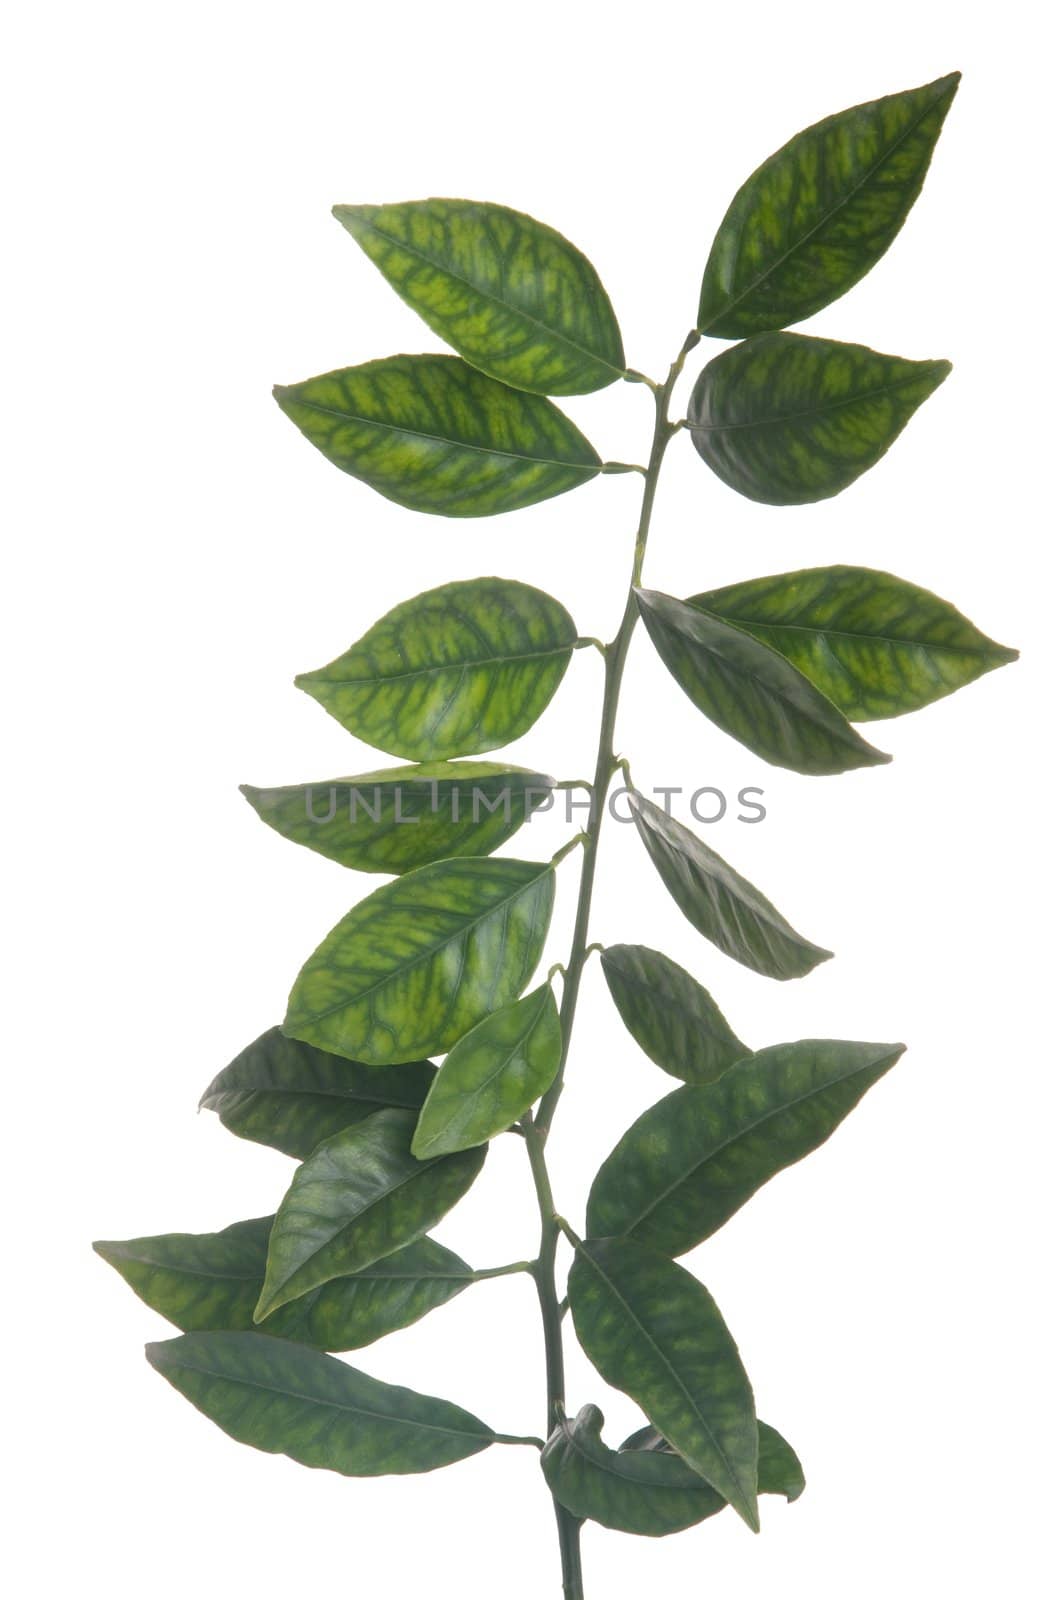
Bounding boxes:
199 1027 434 1159
687 332 950 505
274 354 600 516
600 944 750 1084
636 588 889 774
699 73 960 337
412 984 561 1158
296 577 577 762
542 1406 803 1537
688 566 1019 722
629 792 832 980
620 1417 804 1503
146 1331 496 1474
241 762 555 875
255 1108 485 1319
335 199 625 395
569 1237 760 1531
283 855 554 1065
587 1039 904 1255
95 1220 474 1351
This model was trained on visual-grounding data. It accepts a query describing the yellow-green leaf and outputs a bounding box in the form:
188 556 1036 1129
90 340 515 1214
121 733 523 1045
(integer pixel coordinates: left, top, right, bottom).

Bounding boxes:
335 199 625 395
275 354 601 516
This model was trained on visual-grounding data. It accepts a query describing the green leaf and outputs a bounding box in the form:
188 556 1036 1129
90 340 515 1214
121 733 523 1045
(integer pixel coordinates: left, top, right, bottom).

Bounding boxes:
199 1027 434 1159
255 1109 485 1319
146 1331 496 1475
241 762 555 875
630 791 831 980
274 354 601 516
687 332 950 505
620 1418 805 1504
296 577 577 762
698 73 961 337
636 588 889 775
600 944 750 1084
586 1039 904 1255
568 1237 760 1531
412 985 562 1158
95 1219 474 1351
688 566 1019 722
542 1407 803 1537
335 199 625 396
283 854 555 1064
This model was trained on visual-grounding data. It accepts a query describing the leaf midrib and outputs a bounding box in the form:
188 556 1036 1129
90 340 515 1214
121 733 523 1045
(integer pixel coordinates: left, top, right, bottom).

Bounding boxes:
648 599 877 753
694 607 1006 660
286 393 600 474
690 373 936 433
302 642 573 691
350 211 624 382
159 1352 490 1443
295 864 551 1025
577 1246 753 1519
417 991 550 1155
616 1050 893 1237
704 80 955 326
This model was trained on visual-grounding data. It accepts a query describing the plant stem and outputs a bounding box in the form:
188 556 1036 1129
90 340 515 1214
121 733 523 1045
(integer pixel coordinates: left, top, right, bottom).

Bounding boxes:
524 332 699 1600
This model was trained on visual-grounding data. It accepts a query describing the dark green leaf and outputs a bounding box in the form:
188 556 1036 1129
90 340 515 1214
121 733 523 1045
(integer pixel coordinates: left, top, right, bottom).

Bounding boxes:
688 332 950 505
274 354 601 516
755 1421 807 1503
569 1237 760 1531
688 566 1018 722
412 984 561 1158
241 762 555 875
698 73 961 337
284 855 554 1064
95 1220 474 1351
335 199 625 395
636 588 889 774
296 577 577 762
146 1331 496 1474
255 1109 485 1319
199 1027 434 1159
630 792 831 980
600 944 749 1084
542 1406 803 1537
587 1039 904 1254
621 1418 803 1502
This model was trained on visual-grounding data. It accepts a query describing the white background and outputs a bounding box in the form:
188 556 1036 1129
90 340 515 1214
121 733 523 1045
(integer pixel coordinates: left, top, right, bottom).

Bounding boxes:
5 3 1059 1595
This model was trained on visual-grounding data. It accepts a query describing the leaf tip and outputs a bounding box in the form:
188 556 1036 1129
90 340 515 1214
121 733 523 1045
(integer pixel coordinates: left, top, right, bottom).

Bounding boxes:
251 1291 275 1325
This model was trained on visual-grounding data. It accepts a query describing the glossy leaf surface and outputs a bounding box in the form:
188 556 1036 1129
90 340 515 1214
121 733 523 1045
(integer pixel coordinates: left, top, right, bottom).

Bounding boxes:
587 1039 904 1254
297 577 577 761
689 566 1018 722
335 199 625 395
636 588 889 774
274 354 600 516
95 1218 473 1351
600 944 749 1084
630 792 832 980
688 332 950 505
542 1407 803 1537
284 855 554 1064
412 985 561 1158
147 1331 495 1475
199 1027 434 1159
241 762 554 875
699 73 960 337
569 1237 760 1530
256 1109 485 1318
